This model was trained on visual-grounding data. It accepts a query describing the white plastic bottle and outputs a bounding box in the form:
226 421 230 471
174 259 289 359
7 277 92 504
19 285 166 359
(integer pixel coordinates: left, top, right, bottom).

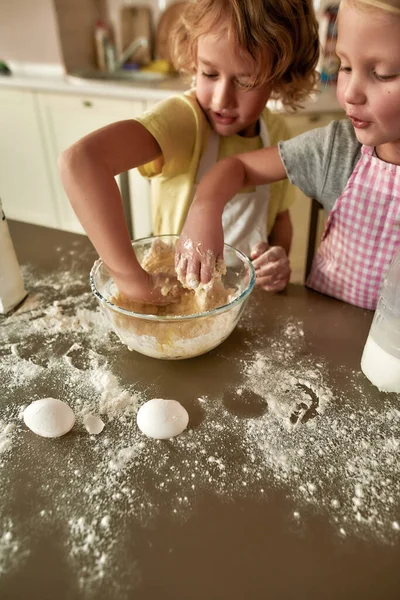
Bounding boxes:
361 247 400 393
0 199 27 314
94 20 108 71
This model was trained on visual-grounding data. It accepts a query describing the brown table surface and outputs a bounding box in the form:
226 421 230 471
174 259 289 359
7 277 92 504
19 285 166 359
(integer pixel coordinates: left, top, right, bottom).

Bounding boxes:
1 221 400 600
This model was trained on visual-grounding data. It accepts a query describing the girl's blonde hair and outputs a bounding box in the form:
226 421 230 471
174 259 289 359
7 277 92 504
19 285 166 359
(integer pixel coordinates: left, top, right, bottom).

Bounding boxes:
349 0 400 14
171 0 320 110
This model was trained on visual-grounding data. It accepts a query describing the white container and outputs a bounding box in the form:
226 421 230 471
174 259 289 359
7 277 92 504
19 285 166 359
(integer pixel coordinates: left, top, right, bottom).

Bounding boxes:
94 20 109 71
361 247 400 392
0 200 27 314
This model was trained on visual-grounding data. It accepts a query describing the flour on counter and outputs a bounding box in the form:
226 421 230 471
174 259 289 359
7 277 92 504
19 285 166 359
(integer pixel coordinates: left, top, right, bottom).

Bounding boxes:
0 422 16 454
0 520 27 576
1 261 400 596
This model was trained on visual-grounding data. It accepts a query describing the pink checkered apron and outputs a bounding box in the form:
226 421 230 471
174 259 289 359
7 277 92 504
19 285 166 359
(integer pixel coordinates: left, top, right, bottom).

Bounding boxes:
306 145 400 309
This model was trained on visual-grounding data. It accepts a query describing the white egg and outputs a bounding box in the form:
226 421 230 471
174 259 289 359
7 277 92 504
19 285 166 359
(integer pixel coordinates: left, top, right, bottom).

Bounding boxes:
23 398 75 438
137 398 189 440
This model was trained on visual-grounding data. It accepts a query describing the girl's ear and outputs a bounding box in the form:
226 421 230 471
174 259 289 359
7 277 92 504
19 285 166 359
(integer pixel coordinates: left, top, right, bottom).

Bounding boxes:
191 74 196 87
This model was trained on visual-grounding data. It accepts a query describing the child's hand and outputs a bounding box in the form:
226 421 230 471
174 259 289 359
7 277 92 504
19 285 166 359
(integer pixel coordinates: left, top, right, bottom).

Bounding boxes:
112 267 181 305
250 242 291 292
175 208 224 288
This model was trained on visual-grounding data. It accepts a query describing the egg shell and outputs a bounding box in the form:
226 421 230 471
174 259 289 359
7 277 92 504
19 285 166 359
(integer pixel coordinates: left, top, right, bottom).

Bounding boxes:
137 398 189 440
23 398 75 438
83 414 105 435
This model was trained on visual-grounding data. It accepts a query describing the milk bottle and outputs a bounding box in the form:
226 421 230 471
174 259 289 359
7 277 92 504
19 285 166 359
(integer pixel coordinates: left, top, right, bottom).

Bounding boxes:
361 247 400 393
0 199 27 314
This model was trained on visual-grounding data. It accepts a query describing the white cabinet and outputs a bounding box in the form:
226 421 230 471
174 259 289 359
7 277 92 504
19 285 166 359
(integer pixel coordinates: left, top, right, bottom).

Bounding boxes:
0 87 167 238
127 98 161 239
37 92 145 234
0 89 59 227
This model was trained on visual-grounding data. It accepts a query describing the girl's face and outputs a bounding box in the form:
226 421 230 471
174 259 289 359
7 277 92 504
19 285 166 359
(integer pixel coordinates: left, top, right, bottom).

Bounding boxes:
195 33 272 138
336 1 400 163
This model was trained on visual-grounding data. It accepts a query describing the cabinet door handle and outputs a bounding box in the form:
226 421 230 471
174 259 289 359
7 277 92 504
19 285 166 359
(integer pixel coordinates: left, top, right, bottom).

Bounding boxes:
83 100 93 108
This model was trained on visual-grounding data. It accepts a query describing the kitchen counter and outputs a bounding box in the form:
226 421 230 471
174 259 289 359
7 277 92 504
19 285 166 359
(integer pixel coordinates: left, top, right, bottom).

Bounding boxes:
0 70 342 113
0 70 188 102
1 222 399 600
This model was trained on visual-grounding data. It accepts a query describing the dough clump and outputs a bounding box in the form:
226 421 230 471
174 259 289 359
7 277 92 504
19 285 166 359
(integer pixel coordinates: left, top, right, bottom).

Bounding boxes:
115 238 233 316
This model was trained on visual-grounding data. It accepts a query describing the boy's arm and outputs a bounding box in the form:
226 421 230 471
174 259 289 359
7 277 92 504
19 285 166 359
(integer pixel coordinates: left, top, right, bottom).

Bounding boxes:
176 146 287 286
59 120 174 304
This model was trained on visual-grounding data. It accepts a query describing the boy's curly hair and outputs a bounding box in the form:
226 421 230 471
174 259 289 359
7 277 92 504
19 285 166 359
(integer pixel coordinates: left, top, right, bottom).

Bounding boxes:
170 0 320 110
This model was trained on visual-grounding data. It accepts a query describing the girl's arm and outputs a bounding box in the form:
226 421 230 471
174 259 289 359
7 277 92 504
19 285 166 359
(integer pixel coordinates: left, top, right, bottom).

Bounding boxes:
176 146 287 286
59 120 173 304
268 209 292 254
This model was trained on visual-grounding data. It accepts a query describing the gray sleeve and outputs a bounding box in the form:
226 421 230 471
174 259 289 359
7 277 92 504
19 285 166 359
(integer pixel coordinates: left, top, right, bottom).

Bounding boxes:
278 119 361 212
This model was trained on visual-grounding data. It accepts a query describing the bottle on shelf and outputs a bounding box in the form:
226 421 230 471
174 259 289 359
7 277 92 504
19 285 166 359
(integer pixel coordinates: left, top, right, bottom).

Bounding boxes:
94 19 115 72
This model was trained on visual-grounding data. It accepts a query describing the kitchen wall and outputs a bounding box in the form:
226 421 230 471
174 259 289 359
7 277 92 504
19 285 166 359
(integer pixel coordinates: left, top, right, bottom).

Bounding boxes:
54 0 109 71
0 0 337 73
106 0 176 52
0 0 62 66
0 0 178 71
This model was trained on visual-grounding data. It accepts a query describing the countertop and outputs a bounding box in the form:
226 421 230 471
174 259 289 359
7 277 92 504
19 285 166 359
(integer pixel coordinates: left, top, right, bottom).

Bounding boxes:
0 70 343 114
0 70 188 102
1 222 399 600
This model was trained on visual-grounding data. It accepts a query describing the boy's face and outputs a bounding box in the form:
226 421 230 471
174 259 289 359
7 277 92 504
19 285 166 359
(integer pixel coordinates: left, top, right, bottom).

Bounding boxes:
195 34 272 138
336 2 400 162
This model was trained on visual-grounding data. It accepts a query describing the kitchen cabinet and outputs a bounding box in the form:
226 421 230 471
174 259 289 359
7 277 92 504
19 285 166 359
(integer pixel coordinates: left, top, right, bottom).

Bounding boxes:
37 92 146 234
0 87 159 237
126 99 161 239
0 89 59 227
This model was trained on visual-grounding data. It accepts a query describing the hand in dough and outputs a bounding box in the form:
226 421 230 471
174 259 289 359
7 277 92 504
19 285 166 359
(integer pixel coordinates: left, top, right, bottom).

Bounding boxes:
250 242 291 292
175 204 224 289
115 267 181 306
175 235 226 290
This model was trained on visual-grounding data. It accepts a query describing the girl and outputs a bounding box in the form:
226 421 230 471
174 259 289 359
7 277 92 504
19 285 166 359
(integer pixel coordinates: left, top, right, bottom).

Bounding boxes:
178 0 400 310
59 0 319 303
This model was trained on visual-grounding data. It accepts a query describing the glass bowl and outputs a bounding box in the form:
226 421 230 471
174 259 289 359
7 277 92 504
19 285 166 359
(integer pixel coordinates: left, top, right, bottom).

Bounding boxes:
90 235 255 360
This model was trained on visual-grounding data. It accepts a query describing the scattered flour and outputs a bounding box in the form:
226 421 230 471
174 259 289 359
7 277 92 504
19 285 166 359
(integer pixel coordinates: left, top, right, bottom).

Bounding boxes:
0 422 16 455
0 262 399 596
0 520 28 576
